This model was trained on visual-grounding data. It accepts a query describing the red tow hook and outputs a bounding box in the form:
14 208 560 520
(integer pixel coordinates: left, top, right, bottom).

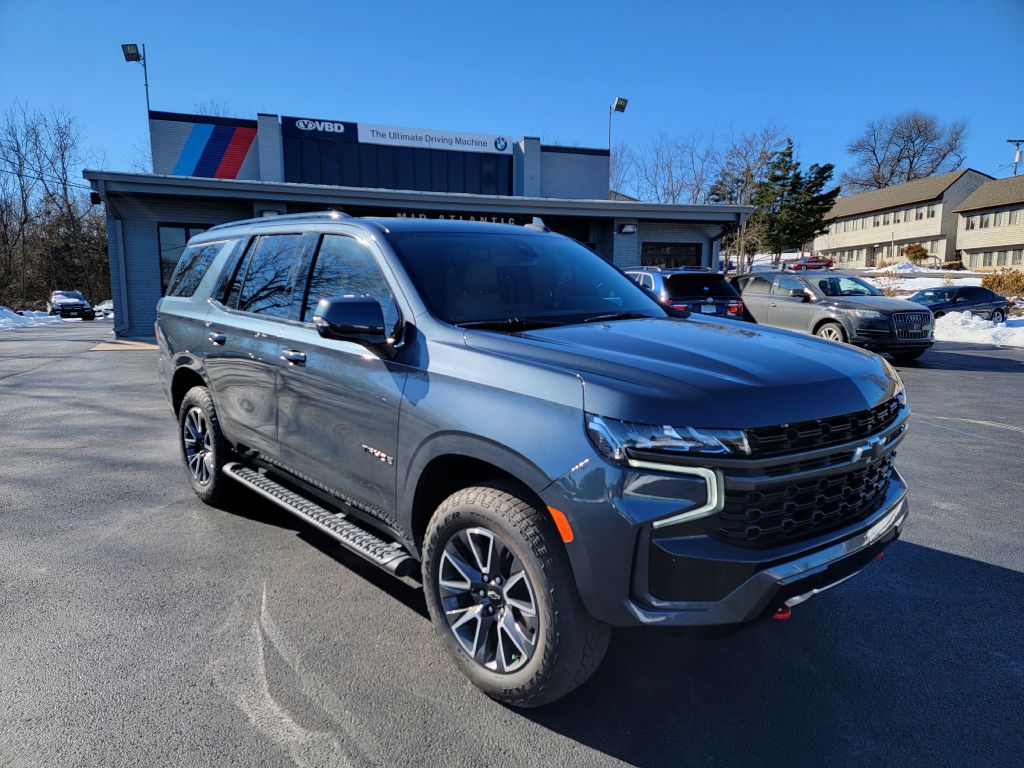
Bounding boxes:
773 605 792 621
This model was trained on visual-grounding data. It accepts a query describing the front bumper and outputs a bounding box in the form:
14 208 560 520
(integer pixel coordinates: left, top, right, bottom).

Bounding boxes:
543 418 910 628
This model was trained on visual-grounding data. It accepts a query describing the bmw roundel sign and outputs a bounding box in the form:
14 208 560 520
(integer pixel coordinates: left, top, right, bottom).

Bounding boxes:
494 137 507 152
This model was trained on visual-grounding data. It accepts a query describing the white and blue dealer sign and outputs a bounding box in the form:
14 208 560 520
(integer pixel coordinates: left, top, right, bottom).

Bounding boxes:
283 116 512 155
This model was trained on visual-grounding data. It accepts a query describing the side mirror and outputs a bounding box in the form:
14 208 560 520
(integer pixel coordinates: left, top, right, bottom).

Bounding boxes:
313 295 395 355
786 287 808 300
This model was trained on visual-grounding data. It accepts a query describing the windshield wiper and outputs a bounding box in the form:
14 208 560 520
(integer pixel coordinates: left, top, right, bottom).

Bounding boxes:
455 317 565 331
581 311 656 324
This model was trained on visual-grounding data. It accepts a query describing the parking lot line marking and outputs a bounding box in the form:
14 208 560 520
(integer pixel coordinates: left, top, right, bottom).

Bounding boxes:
920 415 1024 434
89 340 158 351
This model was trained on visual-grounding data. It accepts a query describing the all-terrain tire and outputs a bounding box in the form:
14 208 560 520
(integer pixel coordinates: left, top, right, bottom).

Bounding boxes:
422 481 610 707
177 385 232 505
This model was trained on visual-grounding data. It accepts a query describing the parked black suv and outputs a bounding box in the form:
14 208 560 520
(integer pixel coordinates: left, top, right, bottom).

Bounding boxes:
47 290 96 320
157 213 910 706
624 266 746 319
734 271 933 361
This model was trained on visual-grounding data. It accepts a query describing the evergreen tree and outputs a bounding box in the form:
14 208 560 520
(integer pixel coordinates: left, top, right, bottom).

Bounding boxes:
751 139 840 266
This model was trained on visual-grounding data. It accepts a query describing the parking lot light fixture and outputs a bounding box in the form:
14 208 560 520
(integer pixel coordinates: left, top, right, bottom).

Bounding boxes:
608 96 628 150
121 42 150 112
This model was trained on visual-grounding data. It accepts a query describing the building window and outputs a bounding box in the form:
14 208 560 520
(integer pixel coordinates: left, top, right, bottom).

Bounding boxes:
1012 249 1023 265
641 242 702 268
927 205 937 218
882 213 891 225
1010 210 1021 225
995 211 1006 226
968 253 981 268
157 224 209 295
916 207 925 220
980 213 991 228
873 215 880 227
997 251 1008 266
983 252 993 267
965 215 977 230
893 210 901 224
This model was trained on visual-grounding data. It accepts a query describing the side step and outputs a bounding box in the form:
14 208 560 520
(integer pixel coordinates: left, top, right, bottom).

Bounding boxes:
223 462 416 577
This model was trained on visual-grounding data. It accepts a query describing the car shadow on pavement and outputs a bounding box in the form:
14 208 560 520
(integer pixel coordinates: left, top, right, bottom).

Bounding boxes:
521 541 1023 767
895 347 1024 373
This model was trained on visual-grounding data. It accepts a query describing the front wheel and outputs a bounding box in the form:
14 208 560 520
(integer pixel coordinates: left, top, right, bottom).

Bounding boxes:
422 482 610 707
991 309 1005 324
815 321 847 343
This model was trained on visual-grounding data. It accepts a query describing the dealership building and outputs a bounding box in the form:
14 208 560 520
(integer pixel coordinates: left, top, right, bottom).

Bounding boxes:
85 110 751 337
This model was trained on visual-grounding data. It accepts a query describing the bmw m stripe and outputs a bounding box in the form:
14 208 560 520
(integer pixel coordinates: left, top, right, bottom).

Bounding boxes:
172 123 214 176
171 123 256 178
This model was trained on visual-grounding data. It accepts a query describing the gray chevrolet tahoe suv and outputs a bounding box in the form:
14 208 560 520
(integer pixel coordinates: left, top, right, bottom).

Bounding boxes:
157 212 911 707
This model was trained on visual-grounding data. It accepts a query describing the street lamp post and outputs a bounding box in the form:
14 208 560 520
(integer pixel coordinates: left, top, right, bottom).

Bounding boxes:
608 97 628 150
1008 139 1024 177
121 43 150 112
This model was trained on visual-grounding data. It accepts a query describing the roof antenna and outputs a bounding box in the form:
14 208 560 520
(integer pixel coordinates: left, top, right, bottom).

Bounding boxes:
524 217 550 232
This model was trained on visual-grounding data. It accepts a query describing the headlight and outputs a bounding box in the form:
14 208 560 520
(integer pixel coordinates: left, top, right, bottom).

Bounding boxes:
881 359 905 399
849 309 884 319
586 413 749 464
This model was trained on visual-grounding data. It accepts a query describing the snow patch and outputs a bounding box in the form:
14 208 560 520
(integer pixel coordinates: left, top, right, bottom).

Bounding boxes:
867 261 930 274
0 308 62 330
933 311 1024 348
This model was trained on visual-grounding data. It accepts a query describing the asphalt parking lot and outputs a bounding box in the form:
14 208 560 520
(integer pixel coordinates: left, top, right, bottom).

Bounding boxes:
2 323 1022 768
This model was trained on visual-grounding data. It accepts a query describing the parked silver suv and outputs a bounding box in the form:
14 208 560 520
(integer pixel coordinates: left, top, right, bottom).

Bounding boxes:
733 271 933 362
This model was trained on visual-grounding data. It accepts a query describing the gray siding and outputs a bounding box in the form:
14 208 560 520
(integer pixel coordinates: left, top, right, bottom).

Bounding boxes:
514 137 541 196
539 149 608 200
257 114 284 182
111 194 251 337
611 219 640 267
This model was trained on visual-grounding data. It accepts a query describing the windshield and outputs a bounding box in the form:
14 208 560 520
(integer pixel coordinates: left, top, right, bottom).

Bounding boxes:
387 231 667 327
911 288 955 304
56 291 85 300
813 276 881 297
664 274 738 299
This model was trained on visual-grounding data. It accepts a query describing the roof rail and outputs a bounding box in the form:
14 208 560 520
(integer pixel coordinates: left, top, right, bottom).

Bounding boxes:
208 210 351 231
523 216 550 232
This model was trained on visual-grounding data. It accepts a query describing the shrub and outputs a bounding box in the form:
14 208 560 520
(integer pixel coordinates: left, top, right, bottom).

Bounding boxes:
982 268 1024 296
901 243 928 264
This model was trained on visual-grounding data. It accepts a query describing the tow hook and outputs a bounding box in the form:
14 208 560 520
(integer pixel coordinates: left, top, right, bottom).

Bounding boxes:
773 605 792 621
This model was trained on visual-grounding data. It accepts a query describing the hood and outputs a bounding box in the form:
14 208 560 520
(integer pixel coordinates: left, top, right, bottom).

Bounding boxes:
463 317 899 428
823 295 930 313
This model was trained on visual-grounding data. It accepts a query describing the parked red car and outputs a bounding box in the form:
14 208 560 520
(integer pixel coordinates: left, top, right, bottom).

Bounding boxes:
786 256 833 271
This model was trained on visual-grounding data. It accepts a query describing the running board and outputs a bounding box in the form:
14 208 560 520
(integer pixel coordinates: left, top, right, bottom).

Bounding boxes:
223 462 416 577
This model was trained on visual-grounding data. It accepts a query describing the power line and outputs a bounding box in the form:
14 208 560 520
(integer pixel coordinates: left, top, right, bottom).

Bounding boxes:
0 165 93 191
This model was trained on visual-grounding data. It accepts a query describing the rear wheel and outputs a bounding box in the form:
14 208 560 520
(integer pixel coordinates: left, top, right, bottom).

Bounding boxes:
178 386 231 504
815 321 847 343
422 481 610 707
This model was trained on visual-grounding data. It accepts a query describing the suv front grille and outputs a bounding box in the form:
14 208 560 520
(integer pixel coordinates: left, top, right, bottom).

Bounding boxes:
891 311 930 340
716 455 895 547
745 396 902 457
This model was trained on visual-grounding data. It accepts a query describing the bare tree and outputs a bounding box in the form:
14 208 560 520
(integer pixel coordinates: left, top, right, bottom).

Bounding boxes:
0 104 43 303
841 112 967 192
632 133 719 204
609 143 634 198
192 100 238 118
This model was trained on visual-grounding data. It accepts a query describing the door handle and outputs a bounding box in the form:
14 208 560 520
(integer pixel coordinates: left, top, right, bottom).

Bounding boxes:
208 332 226 345
282 349 306 366
769 302 777 307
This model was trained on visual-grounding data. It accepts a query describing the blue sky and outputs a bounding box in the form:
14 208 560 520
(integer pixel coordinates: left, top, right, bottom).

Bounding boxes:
2 0 1022 182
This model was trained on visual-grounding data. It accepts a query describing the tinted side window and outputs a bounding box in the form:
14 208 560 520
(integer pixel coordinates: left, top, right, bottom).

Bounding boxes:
741 275 773 295
301 235 397 327
236 234 307 317
167 241 230 298
773 274 806 295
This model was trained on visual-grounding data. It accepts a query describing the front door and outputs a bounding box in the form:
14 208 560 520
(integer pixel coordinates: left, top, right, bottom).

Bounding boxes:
770 273 817 332
275 232 409 530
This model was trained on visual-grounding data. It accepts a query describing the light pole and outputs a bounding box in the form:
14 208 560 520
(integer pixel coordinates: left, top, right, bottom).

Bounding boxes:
608 97 628 150
121 43 150 112
1008 139 1024 177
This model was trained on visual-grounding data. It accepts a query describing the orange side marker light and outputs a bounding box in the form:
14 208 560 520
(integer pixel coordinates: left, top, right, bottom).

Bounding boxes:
547 506 575 543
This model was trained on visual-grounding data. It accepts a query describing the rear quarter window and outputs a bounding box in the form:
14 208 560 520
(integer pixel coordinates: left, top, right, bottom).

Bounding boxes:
167 240 233 298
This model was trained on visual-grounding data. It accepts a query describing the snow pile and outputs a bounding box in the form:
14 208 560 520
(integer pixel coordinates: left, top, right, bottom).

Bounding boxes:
865 276 982 293
868 261 929 274
933 311 1024 348
0 308 61 330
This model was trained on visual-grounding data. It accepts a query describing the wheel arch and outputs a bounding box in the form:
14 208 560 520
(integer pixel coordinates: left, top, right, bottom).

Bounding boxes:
171 365 209 417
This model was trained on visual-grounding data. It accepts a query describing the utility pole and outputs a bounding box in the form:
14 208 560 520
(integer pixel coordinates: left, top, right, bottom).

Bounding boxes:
1008 139 1024 176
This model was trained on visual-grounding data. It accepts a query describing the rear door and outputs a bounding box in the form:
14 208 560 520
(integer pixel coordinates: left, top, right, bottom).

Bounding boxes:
770 273 817 331
203 232 312 455
735 274 777 324
275 231 410 529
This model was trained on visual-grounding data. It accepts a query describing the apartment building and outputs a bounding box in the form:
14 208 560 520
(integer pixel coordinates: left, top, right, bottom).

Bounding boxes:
953 175 1024 271
813 169 991 268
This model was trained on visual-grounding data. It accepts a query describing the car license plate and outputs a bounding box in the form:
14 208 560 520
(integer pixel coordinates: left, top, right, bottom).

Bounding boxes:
701 305 718 314
68 311 78 316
